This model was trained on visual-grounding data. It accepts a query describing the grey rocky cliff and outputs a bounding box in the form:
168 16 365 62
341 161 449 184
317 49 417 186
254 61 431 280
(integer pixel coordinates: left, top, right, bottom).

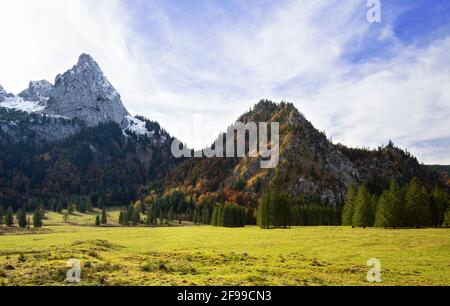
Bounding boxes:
0 84 11 102
19 80 53 103
44 54 130 127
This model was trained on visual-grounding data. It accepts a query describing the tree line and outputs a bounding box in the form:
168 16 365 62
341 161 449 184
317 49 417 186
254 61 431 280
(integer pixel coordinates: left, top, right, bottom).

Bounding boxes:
257 189 340 229
342 178 449 228
0 205 44 229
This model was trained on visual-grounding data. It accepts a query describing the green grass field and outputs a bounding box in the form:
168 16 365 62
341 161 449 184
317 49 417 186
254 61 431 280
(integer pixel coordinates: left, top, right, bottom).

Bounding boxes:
0 211 449 286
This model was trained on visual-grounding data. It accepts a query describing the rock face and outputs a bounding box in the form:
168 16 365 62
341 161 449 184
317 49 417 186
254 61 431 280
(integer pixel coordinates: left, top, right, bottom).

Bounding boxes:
0 84 9 102
44 54 130 127
19 80 53 103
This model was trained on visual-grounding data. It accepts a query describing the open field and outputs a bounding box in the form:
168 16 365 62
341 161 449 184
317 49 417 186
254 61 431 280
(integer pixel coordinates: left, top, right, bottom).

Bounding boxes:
0 212 449 286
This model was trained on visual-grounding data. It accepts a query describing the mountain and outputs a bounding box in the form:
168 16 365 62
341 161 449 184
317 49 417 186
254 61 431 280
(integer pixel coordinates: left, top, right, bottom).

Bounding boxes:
162 100 444 207
0 55 445 212
45 54 130 127
0 54 178 209
19 80 53 104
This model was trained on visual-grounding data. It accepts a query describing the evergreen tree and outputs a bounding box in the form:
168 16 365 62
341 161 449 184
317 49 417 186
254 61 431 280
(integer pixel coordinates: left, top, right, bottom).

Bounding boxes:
375 180 405 228
342 185 357 226
4 207 14 226
211 204 220 226
27 216 31 231
127 203 135 223
101 208 107 225
430 187 448 227
16 208 27 228
405 178 431 228
56 201 63 214
0 205 4 225
95 215 101 226
257 189 292 229
118 211 125 225
443 210 450 228
352 185 375 228
133 209 141 225
146 205 156 225
33 209 43 229
257 191 270 229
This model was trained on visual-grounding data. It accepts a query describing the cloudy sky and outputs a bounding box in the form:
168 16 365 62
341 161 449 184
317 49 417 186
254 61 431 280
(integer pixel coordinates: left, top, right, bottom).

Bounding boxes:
0 0 449 164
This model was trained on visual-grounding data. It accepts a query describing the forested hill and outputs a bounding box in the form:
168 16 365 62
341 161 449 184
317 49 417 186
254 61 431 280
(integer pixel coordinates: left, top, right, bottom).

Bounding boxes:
0 118 179 210
427 165 450 185
160 100 446 210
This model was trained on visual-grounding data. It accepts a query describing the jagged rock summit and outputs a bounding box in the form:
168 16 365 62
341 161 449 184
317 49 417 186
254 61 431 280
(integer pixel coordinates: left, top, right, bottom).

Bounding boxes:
19 80 53 103
44 53 130 127
0 84 9 102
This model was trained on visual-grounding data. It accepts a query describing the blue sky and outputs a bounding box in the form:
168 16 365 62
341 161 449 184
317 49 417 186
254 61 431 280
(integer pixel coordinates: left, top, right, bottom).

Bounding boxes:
0 0 449 164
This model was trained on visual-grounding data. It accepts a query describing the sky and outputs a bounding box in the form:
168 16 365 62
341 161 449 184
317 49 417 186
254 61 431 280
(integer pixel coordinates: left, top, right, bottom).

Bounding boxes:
0 0 449 164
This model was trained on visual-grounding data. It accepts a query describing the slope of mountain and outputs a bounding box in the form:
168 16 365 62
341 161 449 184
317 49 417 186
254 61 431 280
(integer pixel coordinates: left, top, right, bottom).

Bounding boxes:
0 54 178 209
162 100 444 207
427 165 450 186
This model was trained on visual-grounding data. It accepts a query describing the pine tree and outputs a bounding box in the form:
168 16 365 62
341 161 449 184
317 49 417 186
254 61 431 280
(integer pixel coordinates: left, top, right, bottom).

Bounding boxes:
27 216 31 231
211 204 219 226
0 205 4 225
33 209 43 229
16 208 27 228
95 215 101 226
430 187 448 227
443 210 450 228
101 208 107 225
127 203 135 223
257 192 270 229
405 178 431 228
56 201 63 214
375 180 404 228
4 207 14 226
352 185 375 228
342 185 357 226
133 209 141 225
118 211 124 225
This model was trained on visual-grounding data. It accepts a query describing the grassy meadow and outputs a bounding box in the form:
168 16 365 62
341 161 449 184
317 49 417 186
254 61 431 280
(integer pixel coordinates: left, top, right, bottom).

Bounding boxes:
0 211 449 286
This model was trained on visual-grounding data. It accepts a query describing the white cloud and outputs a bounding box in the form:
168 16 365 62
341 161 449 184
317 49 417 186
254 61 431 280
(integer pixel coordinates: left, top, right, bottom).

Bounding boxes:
0 0 449 164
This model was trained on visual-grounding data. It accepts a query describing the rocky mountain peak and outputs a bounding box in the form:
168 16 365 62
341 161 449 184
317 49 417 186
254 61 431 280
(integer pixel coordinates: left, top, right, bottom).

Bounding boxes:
0 84 6 101
45 53 130 127
19 80 53 103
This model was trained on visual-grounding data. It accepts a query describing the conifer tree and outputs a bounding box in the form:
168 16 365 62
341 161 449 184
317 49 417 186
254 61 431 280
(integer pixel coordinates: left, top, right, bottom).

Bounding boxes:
17 208 27 228
405 178 431 228
33 209 43 229
146 207 155 225
101 208 107 225
0 205 4 225
443 210 450 228
430 187 448 227
118 211 124 225
352 185 375 228
95 215 101 226
5 207 14 226
342 185 357 226
375 180 404 228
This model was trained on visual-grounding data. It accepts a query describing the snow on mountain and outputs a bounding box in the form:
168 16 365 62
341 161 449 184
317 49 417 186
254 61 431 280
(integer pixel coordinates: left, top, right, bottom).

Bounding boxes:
0 95 46 113
0 54 162 139
125 115 150 135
